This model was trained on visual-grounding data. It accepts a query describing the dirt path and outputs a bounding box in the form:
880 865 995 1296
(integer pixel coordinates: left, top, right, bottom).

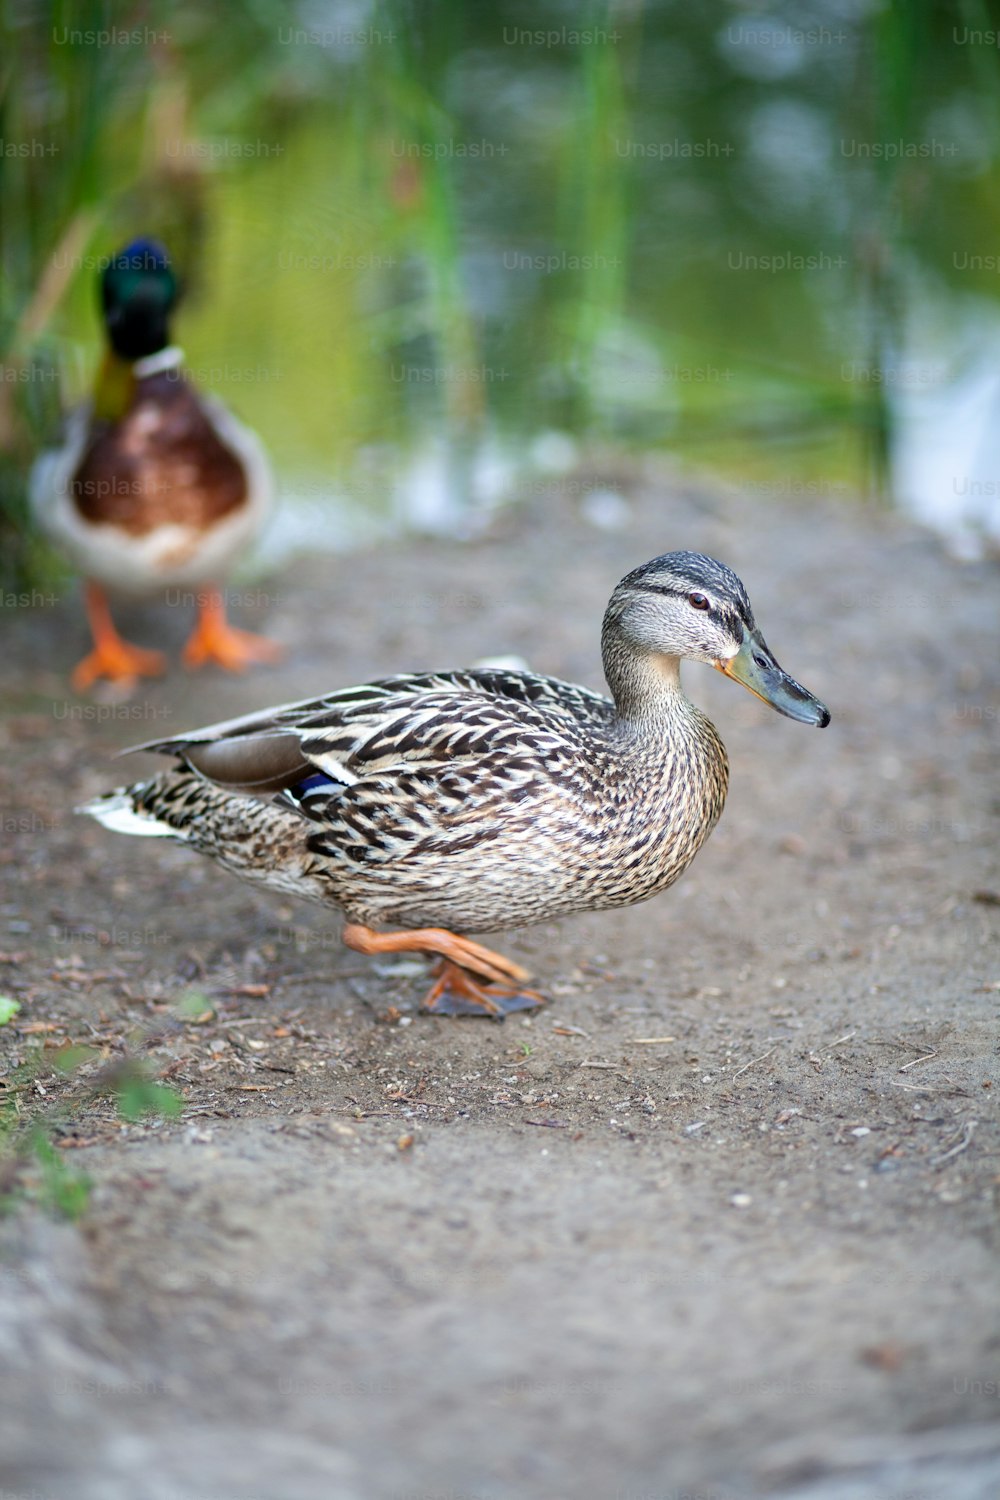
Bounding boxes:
1 461 998 1500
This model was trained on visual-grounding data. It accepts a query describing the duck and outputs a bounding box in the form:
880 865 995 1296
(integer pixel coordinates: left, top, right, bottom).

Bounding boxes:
31 237 280 691
80 552 830 1017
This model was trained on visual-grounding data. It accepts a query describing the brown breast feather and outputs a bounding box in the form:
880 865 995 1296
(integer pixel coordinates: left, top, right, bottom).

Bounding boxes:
71 371 248 535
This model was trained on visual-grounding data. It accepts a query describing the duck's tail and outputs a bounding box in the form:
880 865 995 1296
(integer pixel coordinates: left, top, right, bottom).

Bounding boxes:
78 769 332 906
77 772 199 841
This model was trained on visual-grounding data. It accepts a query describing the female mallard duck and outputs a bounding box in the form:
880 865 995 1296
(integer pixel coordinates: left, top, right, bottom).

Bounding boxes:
31 237 279 691
82 552 829 1017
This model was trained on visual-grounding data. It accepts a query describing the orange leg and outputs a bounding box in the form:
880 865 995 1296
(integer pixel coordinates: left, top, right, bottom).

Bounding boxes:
72 581 166 693
182 587 283 672
422 959 546 1018
342 923 545 1019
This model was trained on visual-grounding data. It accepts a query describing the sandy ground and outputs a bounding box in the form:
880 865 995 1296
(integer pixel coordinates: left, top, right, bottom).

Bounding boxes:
0 460 998 1500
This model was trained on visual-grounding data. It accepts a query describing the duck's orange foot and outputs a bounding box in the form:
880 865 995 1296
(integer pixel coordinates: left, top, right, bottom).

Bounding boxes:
182 590 283 672
341 922 545 1021
71 638 167 693
73 583 166 692
421 958 545 1020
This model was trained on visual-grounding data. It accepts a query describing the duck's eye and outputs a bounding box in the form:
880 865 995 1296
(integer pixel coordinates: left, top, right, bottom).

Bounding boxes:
688 592 710 611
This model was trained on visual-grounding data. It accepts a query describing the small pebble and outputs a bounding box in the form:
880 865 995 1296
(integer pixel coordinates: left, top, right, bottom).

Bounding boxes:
851 1126 871 1137
730 1192 752 1208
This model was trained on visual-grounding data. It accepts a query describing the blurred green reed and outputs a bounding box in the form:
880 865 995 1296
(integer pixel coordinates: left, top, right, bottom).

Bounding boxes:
2 0 1000 587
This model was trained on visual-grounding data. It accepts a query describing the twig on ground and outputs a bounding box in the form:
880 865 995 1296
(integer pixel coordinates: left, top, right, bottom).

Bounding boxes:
807 1030 856 1069
733 1042 780 1081
931 1120 977 1167
899 1048 938 1072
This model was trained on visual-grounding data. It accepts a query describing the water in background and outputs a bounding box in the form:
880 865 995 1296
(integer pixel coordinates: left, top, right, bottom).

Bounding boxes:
4 0 1000 574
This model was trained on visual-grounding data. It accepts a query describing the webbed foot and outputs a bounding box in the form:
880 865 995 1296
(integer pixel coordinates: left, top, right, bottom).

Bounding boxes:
341 923 546 1020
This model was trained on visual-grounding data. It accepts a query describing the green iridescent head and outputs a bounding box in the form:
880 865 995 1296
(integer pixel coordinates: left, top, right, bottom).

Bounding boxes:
100 238 178 361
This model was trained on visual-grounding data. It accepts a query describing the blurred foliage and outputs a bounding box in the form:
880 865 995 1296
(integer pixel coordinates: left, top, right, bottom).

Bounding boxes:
0 1036 183 1219
0 1020 183 1218
20 1124 92 1219
0 1044 92 1219
111 1063 184 1124
3 0 1000 585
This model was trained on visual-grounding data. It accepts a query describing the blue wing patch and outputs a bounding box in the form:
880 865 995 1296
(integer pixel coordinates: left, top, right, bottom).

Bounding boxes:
296 772 338 793
279 769 346 821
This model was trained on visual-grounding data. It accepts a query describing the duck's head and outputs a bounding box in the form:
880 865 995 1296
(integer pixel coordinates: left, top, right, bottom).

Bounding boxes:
100 238 178 360
603 551 830 727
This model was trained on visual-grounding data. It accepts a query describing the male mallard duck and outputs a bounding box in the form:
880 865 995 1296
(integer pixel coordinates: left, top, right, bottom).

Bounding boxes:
31 237 279 690
81 553 829 1017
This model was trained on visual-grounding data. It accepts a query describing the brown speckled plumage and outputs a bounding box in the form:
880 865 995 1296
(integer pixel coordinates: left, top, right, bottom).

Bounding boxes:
83 553 829 996
121 668 728 931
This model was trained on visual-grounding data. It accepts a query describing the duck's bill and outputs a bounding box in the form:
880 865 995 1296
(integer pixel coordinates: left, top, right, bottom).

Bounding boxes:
715 632 830 727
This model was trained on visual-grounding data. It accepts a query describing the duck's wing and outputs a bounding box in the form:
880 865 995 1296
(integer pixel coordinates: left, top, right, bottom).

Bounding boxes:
457 666 613 725
130 668 613 796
